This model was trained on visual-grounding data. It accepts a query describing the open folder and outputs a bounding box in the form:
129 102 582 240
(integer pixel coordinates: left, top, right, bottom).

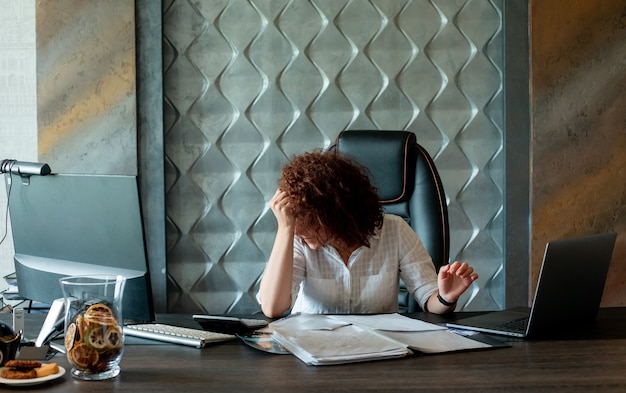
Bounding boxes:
267 313 496 366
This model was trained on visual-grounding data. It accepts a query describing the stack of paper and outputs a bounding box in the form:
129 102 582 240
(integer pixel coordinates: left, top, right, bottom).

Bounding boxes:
273 324 410 365
267 313 493 365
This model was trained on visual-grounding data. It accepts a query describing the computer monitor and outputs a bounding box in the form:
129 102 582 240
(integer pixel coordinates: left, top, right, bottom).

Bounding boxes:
4 172 155 333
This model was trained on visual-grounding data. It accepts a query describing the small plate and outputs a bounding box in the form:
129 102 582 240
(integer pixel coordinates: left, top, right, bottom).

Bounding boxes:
0 365 66 386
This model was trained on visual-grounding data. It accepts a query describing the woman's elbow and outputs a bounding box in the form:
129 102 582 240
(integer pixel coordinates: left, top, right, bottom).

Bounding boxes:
262 309 283 319
261 304 288 319
260 298 291 319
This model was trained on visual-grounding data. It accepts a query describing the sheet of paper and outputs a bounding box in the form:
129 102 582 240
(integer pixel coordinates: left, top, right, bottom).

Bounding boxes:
328 313 446 332
262 313 349 332
379 329 492 354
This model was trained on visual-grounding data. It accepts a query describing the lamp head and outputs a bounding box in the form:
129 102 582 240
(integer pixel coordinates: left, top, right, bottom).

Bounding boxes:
0 159 52 185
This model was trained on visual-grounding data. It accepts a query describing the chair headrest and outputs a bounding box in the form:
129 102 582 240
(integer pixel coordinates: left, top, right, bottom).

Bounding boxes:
334 131 417 203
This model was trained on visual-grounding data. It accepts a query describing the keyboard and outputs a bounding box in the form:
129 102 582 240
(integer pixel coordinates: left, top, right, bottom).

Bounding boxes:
494 317 529 333
124 323 236 348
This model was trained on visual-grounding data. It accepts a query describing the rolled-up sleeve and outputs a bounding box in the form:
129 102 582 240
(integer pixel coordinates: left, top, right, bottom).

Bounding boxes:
396 220 439 310
291 238 307 309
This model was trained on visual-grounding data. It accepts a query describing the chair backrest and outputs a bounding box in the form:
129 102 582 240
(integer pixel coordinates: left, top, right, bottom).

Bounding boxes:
332 130 450 312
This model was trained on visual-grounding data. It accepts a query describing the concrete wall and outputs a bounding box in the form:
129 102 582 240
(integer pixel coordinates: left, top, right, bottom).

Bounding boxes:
530 0 626 306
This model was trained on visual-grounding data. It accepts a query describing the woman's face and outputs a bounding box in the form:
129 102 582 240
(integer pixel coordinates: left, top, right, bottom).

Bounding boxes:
295 225 327 250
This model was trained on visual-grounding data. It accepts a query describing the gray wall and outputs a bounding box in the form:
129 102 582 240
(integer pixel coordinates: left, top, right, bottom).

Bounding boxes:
162 0 506 313
3 0 533 314
6 0 624 314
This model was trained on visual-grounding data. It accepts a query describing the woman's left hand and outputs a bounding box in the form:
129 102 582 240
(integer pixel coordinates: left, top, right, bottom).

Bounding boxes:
437 261 479 304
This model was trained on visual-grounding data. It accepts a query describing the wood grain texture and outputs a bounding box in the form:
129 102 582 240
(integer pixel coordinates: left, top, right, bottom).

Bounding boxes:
2 309 625 392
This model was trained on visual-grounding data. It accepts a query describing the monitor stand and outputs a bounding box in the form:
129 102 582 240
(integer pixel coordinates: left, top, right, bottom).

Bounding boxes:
35 298 65 347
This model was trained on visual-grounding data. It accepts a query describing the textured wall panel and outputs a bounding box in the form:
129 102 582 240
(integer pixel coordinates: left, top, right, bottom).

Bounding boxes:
164 0 505 314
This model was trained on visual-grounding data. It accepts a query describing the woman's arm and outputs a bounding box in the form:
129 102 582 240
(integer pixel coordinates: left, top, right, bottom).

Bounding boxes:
259 189 296 318
394 216 478 314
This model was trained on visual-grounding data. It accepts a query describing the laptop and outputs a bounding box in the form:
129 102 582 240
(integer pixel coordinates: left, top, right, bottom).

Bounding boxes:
446 232 617 338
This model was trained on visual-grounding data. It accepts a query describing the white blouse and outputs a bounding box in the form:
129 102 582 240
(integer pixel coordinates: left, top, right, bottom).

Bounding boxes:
290 214 439 314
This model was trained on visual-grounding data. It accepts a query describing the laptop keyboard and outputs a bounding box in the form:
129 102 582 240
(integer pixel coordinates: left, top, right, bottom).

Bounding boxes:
494 317 529 332
124 323 236 348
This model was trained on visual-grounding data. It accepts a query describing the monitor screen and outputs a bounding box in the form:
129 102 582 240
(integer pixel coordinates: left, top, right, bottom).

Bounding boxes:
5 172 155 324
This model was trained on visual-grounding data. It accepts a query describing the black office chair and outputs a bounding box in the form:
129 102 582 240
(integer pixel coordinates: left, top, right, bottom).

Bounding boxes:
331 130 450 312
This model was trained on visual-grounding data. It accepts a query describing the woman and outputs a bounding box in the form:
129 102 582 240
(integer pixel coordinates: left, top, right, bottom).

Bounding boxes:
259 151 478 318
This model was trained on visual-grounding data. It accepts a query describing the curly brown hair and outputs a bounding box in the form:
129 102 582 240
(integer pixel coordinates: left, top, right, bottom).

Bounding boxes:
279 150 383 248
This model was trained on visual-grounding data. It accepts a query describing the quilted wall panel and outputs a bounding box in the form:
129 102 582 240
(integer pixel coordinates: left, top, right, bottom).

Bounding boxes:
163 0 505 313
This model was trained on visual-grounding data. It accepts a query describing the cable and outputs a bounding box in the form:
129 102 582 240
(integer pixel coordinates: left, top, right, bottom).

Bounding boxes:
0 162 15 246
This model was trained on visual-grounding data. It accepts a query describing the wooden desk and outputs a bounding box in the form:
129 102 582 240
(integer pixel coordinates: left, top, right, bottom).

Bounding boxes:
2 309 626 392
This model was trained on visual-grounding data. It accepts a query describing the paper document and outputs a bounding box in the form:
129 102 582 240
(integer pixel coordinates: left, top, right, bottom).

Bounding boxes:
267 313 351 331
264 313 498 365
327 313 447 332
272 324 410 365
379 329 492 354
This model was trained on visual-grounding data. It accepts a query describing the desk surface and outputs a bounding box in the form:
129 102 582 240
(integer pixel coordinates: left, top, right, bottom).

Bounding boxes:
2 309 626 392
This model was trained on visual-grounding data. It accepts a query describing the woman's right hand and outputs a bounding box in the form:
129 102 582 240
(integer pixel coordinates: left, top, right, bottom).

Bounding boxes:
269 188 294 229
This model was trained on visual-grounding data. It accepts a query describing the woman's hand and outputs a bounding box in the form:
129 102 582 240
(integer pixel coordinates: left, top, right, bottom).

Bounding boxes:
269 188 294 229
437 261 479 305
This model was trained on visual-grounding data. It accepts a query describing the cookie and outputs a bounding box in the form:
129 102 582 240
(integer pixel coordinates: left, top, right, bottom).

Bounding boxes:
1 368 37 379
3 360 41 369
35 363 59 378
